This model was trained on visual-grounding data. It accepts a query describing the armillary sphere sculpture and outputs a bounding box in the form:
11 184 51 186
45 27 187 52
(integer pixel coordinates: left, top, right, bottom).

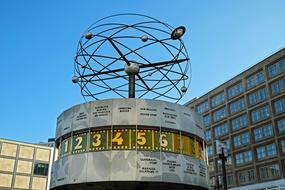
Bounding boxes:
72 13 190 103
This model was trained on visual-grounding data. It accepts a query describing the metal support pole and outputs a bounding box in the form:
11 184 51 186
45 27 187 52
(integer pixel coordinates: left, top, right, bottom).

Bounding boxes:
216 176 220 190
220 148 228 190
129 74 135 98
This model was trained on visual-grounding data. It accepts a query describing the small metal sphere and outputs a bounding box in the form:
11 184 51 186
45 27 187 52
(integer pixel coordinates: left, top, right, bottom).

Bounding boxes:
141 35 148 42
85 32 93 40
181 86 187 93
72 76 79 83
124 62 140 75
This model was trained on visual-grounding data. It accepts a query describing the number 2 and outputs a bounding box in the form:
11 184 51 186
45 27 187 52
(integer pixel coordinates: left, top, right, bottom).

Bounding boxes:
75 136 83 150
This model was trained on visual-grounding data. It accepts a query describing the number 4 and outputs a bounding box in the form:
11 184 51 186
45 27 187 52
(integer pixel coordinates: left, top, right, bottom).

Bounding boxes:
112 132 123 145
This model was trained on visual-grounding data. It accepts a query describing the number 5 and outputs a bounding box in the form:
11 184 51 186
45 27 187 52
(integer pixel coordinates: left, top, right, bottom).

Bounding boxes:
137 132 146 145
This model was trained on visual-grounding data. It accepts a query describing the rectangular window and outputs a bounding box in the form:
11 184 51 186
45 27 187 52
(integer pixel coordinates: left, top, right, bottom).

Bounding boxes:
280 140 285 153
248 88 267 106
205 130 212 141
213 107 227 122
214 123 229 138
227 175 235 186
211 92 225 108
268 58 285 78
256 143 277 160
257 146 266 159
238 170 255 185
234 132 250 147
260 164 280 180
274 99 285 113
207 145 213 157
271 78 285 95
251 106 270 124
227 82 244 99
197 101 209 114
247 71 265 89
33 163 49 176
277 118 285 133
229 98 245 114
254 124 273 141
223 139 231 151
244 151 253 163
203 115 211 126
267 144 277 157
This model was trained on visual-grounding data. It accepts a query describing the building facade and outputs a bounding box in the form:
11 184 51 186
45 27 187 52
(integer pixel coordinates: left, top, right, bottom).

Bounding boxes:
186 48 285 189
0 138 54 190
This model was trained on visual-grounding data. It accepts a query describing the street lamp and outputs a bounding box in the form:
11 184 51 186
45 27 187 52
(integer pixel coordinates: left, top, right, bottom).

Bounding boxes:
216 140 228 190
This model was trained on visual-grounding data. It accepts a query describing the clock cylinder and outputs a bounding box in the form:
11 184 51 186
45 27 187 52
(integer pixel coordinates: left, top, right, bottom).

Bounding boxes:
50 99 209 190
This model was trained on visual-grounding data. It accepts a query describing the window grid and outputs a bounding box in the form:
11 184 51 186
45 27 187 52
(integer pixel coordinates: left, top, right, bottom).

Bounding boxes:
211 92 225 108
271 78 285 95
214 123 229 138
227 82 244 99
256 143 277 160
278 118 285 133
251 106 270 124
197 101 209 114
259 164 280 180
248 88 267 106
229 98 246 114
247 71 265 89
274 99 285 113
254 124 273 141
213 107 227 122
268 58 285 78
233 132 250 148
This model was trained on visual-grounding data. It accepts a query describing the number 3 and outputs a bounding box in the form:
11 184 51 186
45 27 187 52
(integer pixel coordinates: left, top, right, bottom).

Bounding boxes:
92 134 101 147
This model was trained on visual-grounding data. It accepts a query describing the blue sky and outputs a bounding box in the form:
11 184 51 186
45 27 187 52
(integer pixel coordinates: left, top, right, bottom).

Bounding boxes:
0 0 285 143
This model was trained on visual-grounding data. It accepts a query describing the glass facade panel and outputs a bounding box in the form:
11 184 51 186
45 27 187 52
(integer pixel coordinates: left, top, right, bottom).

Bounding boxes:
197 101 209 114
257 147 266 159
247 71 265 89
280 140 285 153
214 123 229 138
268 58 285 78
267 143 277 156
207 145 213 157
229 98 245 114
234 132 250 147
260 164 280 180
251 106 270 124
227 82 244 99
248 88 267 106
203 115 211 126
277 118 285 133
254 124 273 141
33 163 49 176
274 99 285 113
205 130 212 141
238 170 255 185
213 107 227 122
271 78 285 95
211 92 225 108
256 143 276 160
